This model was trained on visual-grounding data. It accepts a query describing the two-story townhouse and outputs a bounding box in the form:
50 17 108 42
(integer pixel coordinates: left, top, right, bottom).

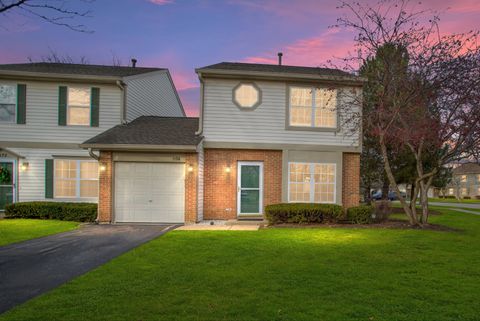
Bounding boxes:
0 62 185 211
444 163 480 198
83 61 364 224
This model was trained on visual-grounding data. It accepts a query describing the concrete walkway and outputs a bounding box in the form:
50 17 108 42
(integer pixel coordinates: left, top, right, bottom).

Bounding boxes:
444 208 480 216
0 224 175 314
176 224 260 230
429 202 480 210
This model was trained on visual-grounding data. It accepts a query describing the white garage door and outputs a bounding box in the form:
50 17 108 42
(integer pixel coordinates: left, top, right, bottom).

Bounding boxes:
114 162 185 223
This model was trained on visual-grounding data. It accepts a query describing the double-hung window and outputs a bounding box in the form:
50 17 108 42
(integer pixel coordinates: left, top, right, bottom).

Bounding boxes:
289 86 337 129
288 162 336 203
0 84 16 123
67 87 91 126
54 159 98 198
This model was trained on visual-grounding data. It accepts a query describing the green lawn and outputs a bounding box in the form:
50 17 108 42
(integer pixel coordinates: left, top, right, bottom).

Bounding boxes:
1 209 480 321
429 197 480 203
0 219 79 246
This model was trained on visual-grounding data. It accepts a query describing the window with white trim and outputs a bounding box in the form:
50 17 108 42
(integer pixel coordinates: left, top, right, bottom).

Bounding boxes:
289 86 337 128
54 159 98 198
461 187 467 196
68 87 91 126
460 175 467 183
288 162 336 203
0 84 16 123
448 188 454 195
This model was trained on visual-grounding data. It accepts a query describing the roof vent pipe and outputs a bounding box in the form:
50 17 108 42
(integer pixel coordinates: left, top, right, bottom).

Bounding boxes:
131 58 137 68
278 52 283 65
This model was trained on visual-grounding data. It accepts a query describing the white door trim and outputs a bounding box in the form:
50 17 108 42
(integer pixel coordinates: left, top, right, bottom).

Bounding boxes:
237 161 263 216
0 158 17 208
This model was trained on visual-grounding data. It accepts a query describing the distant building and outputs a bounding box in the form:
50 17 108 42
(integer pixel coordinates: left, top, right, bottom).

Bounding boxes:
441 163 480 198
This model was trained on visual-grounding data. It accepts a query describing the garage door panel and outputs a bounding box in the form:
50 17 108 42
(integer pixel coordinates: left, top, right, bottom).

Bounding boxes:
114 162 185 223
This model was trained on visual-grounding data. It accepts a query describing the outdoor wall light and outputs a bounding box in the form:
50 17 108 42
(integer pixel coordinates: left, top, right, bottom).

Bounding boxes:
225 166 231 173
20 162 29 172
99 164 107 172
187 164 194 172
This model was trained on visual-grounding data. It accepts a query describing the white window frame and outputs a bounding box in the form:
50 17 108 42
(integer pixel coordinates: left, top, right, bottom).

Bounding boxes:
288 162 336 204
0 83 17 123
460 175 467 183
288 86 338 129
67 87 91 126
54 159 98 199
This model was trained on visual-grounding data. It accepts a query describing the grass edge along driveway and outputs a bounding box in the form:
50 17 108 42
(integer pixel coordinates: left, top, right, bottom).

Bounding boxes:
1 208 479 321
0 219 79 247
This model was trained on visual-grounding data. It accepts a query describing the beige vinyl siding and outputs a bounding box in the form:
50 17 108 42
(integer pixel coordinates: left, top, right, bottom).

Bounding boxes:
10 147 96 203
202 79 360 147
0 79 121 144
124 71 184 122
197 142 204 221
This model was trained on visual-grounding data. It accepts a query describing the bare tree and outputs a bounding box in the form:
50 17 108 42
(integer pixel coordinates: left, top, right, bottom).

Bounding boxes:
28 47 89 64
334 0 480 225
0 0 94 32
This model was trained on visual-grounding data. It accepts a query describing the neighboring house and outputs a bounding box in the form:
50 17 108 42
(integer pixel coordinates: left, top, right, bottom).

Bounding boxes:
82 61 364 224
0 62 185 211
442 163 480 198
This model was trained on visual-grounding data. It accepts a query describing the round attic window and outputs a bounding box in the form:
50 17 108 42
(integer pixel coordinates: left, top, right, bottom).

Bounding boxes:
232 82 261 110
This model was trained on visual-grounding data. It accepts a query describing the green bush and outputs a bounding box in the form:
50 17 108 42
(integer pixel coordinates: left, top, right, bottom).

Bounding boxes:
265 203 343 224
476 196 480 200
463 196 471 200
444 195 456 199
346 205 374 224
5 202 97 222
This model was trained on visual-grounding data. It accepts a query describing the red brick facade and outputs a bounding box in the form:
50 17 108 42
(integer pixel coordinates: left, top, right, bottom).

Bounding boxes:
184 153 198 223
203 149 282 220
98 151 113 223
97 152 198 223
342 152 360 208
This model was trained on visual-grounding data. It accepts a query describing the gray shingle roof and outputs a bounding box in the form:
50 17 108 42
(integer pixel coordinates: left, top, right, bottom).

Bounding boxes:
0 63 163 77
453 163 480 175
82 116 202 147
197 62 354 77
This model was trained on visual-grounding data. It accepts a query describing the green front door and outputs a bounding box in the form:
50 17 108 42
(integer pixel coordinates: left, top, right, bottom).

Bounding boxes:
237 162 263 215
0 161 14 211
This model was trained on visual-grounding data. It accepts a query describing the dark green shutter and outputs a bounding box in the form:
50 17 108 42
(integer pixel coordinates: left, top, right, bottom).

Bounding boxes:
45 159 54 199
16 84 26 124
58 86 67 126
90 87 100 127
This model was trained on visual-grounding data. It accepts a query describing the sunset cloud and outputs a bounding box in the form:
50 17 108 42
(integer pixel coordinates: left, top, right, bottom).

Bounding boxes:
148 0 174 5
244 28 355 67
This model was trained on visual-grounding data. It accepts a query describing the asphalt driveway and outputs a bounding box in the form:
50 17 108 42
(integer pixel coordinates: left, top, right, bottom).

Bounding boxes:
0 224 176 314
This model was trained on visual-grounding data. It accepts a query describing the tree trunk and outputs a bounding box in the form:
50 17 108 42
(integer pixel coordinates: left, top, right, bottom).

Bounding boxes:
379 136 419 225
381 174 389 200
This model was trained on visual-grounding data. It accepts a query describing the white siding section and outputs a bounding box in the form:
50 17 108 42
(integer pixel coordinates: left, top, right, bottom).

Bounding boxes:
124 71 184 122
202 79 361 147
10 148 96 203
197 143 204 221
0 79 121 144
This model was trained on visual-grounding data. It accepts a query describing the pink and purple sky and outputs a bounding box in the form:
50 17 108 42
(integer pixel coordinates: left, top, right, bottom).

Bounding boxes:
1 0 479 116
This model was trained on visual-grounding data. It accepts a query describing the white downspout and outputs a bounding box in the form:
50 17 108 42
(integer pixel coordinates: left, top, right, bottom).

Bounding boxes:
116 80 127 124
195 73 205 135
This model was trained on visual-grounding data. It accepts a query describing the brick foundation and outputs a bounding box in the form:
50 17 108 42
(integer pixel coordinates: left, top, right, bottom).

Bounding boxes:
203 149 282 220
342 152 360 208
